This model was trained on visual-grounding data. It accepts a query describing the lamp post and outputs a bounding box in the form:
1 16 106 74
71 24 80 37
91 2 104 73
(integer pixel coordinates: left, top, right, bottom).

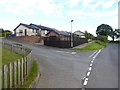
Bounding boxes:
71 20 74 47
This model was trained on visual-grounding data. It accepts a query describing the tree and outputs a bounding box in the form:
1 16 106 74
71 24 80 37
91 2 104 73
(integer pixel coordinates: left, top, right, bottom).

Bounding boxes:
96 24 113 39
84 31 95 39
0 28 4 33
114 29 120 39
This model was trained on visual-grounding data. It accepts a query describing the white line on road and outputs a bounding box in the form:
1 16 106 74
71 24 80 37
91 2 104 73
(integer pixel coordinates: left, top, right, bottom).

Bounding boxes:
88 67 92 71
89 50 98 58
93 49 102 59
83 78 89 86
71 52 77 54
56 50 77 54
86 72 91 77
89 63 93 67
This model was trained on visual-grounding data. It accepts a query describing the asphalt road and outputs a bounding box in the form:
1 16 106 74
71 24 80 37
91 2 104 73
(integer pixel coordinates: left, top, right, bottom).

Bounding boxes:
86 43 119 88
2 38 119 88
2 38 95 88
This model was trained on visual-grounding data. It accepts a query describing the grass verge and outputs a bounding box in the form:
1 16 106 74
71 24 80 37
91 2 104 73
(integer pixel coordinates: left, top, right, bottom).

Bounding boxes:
2 48 22 65
21 60 38 88
75 40 108 51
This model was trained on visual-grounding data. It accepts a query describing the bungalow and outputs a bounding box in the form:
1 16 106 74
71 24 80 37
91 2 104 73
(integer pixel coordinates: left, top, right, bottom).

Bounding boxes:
14 23 47 37
74 30 85 38
14 23 70 41
46 29 70 41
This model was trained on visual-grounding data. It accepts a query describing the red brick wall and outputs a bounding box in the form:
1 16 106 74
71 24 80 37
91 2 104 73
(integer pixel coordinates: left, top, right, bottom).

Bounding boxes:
8 36 44 43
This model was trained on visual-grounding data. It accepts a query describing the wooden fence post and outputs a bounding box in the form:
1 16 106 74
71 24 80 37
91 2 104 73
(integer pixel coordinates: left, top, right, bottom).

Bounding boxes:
21 58 24 85
26 56 29 77
14 61 17 87
17 60 21 86
3 65 8 88
9 63 12 88
24 57 27 80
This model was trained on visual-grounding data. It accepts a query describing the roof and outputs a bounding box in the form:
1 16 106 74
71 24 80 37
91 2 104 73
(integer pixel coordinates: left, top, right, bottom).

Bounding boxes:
14 23 39 31
30 24 70 36
14 23 70 36
74 30 84 34
30 23 53 31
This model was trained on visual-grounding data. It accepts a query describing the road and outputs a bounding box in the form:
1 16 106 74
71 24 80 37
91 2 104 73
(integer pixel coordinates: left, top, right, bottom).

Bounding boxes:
86 43 119 88
2 38 119 88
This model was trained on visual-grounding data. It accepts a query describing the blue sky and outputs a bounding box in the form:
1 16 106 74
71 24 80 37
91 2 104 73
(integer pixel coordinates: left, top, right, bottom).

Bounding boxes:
0 0 119 35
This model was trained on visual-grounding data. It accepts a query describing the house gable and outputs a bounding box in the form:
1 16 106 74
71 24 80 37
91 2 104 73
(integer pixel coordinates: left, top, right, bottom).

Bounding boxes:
14 23 38 36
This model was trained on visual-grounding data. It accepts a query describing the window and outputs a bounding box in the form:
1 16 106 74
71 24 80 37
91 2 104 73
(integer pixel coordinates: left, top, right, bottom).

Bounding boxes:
19 30 23 33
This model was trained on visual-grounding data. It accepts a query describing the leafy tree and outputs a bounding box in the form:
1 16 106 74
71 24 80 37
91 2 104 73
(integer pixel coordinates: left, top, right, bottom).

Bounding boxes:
114 29 120 39
0 28 4 33
84 31 95 40
96 24 113 39
0 28 12 37
97 35 109 43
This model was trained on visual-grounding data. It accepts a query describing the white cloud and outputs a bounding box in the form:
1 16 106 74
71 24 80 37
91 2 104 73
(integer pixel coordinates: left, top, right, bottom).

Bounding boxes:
90 1 104 11
102 0 117 9
82 0 95 7
0 0 64 16
69 0 81 7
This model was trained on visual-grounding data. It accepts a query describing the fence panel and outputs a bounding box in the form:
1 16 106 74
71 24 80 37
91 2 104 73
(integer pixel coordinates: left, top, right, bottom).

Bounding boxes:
3 65 8 88
21 58 24 85
17 60 21 86
14 61 17 87
2 42 32 88
9 63 12 88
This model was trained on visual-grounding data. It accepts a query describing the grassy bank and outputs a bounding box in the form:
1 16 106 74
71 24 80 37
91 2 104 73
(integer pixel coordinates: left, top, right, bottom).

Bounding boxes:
2 48 22 65
75 40 108 51
21 60 38 88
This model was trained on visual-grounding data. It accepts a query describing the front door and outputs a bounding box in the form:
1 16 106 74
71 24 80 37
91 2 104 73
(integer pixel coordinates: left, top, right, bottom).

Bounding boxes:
25 29 27 36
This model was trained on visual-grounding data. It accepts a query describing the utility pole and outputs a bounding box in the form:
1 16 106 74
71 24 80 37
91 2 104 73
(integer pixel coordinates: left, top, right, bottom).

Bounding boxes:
71 20 74 47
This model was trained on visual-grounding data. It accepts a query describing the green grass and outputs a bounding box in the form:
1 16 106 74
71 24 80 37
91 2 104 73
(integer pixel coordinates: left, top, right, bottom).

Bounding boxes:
21 60 38 88
75 41 107 51
2 48 22 65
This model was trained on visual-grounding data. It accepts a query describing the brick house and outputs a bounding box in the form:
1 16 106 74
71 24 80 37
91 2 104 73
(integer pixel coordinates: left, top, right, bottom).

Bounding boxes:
46 29 70 41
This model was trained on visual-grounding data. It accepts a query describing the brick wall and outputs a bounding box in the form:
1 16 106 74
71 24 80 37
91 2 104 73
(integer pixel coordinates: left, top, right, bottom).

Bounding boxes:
8 36 44 44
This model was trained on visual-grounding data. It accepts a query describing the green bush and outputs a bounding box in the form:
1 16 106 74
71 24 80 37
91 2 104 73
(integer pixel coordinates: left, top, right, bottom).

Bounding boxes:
97 35 109 43
95 40 107 46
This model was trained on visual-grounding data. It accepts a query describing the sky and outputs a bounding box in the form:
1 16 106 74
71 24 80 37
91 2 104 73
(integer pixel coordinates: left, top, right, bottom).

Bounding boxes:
0 0 119 36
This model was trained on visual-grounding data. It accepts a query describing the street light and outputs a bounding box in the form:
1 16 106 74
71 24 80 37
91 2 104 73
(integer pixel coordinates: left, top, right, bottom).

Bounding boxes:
71 20 74 47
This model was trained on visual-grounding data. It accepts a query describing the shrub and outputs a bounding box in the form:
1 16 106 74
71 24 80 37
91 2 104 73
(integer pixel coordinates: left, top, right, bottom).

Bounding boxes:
97 35 109 43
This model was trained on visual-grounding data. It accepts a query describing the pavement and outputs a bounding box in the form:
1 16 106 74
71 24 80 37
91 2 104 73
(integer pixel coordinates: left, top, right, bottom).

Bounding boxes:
2 38 119 88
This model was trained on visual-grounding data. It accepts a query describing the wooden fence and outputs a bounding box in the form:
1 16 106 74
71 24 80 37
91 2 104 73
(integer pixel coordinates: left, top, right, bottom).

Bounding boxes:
2 42 32 88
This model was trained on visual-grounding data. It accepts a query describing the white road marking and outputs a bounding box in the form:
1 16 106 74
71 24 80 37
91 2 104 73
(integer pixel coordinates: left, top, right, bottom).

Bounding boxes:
93 49 102 59
56 51 77 54
89 50 98 58
89 63 93 67
91 60 94 63
71 52 77 54
88 67 92 71
86 72 91 77
83 78 88 86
